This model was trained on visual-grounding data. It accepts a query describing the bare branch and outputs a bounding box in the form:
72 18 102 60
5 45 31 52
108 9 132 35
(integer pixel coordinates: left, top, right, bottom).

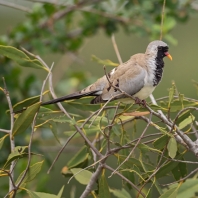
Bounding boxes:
0 129 10 133
162 167 198 186
2 77 15 193
160 0 166 40
14 62 52 193
80 164 104 198
111 34 123 64
0 0 31 13
47 131 77 174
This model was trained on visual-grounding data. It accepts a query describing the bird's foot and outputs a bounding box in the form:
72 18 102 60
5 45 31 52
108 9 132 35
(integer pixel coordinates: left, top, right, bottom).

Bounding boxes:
134 97 147 107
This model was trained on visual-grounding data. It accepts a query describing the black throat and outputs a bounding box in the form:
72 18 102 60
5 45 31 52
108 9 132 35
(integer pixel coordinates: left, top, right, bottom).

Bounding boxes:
153 46 168 86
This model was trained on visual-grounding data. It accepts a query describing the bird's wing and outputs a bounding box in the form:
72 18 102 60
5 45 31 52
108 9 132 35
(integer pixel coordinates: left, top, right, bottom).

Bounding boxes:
90 55 147 103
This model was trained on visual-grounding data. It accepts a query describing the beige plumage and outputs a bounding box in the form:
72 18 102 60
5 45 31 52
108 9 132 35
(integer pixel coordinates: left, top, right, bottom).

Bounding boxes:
42 40 172 106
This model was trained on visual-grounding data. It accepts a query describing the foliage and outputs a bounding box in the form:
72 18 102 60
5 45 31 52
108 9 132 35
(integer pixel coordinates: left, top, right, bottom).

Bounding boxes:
0 0 198 198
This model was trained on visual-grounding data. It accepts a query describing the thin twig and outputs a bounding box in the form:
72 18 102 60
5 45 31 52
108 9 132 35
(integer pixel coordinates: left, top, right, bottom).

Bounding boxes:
2 77 15 193
109 113 152 177
14 62 52 194
160 0 166 40
162 167 198 186
111 34 123 64
137 144 168 197
0 129 10 133
47 131 77 174
0 169 16 192
80 164 104 198
0 0 31 13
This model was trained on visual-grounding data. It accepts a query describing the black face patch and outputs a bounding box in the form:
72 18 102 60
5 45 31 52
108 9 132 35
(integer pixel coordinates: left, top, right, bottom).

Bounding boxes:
153 46 169 86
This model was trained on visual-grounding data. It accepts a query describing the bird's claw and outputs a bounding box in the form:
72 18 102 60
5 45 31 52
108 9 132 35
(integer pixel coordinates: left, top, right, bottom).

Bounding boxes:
134 97 147 107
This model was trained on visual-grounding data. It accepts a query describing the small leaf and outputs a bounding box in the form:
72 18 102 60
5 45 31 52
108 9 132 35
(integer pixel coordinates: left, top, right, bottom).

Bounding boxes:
57 186 65 198
0 45 47 71
16 161 44 187
138 143 161 154
178 94 184 109
122 111 150 116
26 190 59 198
49 122 60 144
159 186 179 198
159 99 198 112
67 99 101 111
12 91 48 113
12 102 41 136
50 115 76 125
110 188 131 198
153 135 169 150
0 134 9 149
91 55 119 66
168 83 175 108
167 137 177 159
99 169 111 198
67 145 89 169
172 159 187 180
114 154 154 172
156 154 183 178
4 146 28 168
178 114 195 130
70 168 92 185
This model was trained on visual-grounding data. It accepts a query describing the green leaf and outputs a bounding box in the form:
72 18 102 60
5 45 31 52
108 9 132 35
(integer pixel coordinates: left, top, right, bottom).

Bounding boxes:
159 186 179 198
16 161 44 187
0 45 47 71
70 168 92 185
12 91 48 113
50 115 76 125
110 188 131 198
159 99 198 112
138 143 161 154
178 114 195 130
168 83 175 108
114 154 154 172
91 55 119 66
99 169 111 198
49 122 60 144
172 159 187 180
57 185 65 198
0 134 9 149
67 145 89 169
68 101 101 112
4 146 28 168
13 102 41 136
167 137 177 159
153 135 169 150
26 190 59 198
175 110 193 126
156 154 183 178
177 179 198 197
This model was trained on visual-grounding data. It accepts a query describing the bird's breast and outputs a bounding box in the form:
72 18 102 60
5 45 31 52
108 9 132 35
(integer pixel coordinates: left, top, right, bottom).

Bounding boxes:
133 85 155 100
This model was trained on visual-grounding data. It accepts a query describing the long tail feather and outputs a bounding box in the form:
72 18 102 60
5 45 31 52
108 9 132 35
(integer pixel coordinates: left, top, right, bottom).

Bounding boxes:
42 90 98 106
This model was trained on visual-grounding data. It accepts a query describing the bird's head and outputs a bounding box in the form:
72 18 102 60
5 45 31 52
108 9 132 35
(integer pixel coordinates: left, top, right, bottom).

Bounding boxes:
146 40 172 61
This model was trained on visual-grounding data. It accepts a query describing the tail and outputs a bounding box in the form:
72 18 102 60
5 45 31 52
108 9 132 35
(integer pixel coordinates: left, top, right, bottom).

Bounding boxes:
41 90 99 106
13 90 100 114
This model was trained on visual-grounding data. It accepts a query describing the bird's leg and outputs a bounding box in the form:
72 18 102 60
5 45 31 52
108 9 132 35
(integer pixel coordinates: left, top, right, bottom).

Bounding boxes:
134 97 147 107
141 99 147 107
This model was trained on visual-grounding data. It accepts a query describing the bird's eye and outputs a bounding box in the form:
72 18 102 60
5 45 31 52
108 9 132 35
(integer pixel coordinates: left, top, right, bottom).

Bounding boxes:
158 46 162 50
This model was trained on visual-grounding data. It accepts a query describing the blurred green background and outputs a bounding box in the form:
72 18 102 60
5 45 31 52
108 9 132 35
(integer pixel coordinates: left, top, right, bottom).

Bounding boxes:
0 0 198 197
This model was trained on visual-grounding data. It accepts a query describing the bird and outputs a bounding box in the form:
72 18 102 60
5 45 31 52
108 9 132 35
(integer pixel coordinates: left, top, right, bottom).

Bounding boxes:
42 40 172 106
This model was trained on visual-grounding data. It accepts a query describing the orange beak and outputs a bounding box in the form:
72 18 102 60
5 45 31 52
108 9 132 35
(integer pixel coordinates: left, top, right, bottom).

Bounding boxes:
164 52 172 61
